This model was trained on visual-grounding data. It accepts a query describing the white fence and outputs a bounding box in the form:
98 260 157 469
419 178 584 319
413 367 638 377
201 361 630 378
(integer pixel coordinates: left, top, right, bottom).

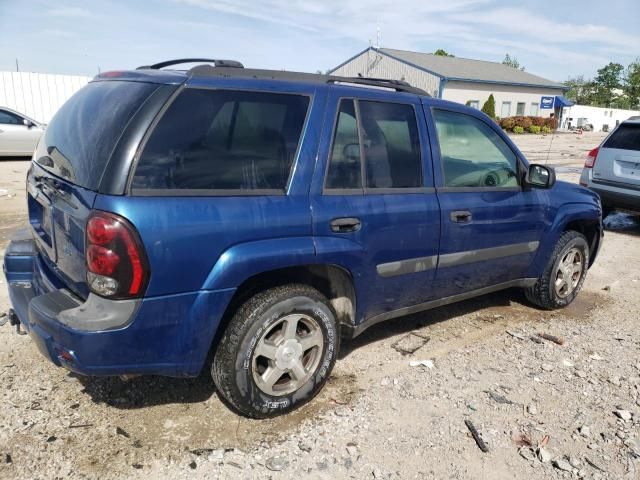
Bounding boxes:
0 72 91 124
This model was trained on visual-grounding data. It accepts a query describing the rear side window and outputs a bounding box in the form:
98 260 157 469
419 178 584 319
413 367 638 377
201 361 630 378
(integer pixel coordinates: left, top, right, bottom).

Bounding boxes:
132 89 310 192
35 81 157 190
325 100 361 189
325 99 422 191
603 124 640 151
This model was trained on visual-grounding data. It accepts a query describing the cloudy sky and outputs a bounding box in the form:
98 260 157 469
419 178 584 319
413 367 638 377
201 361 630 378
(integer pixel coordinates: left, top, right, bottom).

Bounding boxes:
1 0 638 82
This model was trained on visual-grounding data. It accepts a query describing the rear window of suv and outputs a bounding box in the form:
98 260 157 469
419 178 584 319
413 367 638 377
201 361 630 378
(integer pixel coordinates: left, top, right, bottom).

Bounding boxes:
603 123 640 151
35 81 158 190
131 89 310 193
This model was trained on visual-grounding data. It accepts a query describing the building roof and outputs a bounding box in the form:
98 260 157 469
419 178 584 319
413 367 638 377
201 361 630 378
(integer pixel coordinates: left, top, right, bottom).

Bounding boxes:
335 47 566 90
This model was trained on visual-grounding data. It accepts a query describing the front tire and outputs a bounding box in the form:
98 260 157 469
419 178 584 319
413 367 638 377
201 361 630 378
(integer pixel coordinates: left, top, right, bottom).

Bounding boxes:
525 231 589 310
212 284 339 418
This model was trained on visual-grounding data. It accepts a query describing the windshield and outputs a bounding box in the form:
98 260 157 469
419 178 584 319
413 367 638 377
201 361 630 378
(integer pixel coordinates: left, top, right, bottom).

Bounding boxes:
34 81 158 190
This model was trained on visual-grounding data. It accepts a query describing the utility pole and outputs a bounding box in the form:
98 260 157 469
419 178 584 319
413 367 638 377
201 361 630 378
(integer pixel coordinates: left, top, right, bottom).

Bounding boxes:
15 58 19 72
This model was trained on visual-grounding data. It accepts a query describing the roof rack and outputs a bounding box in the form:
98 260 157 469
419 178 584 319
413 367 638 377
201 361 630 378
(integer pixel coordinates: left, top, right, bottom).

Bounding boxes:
328 76 427 95
168 62 428 96
137 58 244 70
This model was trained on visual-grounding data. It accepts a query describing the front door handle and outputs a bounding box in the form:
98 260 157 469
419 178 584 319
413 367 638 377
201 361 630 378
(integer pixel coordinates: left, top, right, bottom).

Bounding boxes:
450 211 472 223
330 217 361 233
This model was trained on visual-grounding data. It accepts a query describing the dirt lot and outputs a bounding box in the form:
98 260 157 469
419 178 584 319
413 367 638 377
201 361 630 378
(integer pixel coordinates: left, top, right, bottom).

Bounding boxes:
1 131 639 479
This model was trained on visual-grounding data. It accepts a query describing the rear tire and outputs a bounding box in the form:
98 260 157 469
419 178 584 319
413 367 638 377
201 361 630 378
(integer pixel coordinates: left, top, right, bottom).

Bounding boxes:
525 231 589 310
212 284 339 418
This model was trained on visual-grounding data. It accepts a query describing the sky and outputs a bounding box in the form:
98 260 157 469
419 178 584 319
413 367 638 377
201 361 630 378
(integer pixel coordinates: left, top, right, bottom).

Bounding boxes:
0 0 638 82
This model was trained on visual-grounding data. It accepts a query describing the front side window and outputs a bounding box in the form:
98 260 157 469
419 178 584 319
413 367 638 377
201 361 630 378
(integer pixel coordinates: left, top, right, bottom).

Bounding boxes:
133 89 310 192
433 109 519 189
0 110 20 125
325 99 422 191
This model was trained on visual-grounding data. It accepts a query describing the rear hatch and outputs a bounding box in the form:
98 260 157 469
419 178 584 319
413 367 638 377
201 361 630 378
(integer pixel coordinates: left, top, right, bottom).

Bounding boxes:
593 122 640 189
27 80 160 298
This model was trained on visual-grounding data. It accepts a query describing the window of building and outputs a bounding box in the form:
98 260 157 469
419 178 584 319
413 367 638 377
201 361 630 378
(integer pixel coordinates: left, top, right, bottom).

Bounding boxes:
530 102 539 116
433 109 519 189
325 99 423 191
516 102 525 116
500 101 511 118
468 100 479 109
133 89 310 192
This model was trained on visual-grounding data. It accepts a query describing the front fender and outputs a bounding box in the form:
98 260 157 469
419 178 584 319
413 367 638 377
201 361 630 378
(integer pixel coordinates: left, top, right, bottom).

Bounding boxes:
528 202 602 277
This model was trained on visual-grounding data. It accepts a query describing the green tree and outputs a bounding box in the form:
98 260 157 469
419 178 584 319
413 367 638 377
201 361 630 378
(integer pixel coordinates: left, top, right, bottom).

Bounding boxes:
481 94 496 118
434 49 454 57
502 53 525 71
564 75 597 105
623 59 640 109
592 62 624 107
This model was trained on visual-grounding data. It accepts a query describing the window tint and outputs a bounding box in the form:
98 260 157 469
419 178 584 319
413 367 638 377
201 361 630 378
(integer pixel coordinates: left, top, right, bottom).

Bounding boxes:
433 109 519 188
603 124 640 151
0 110 20 125
34 81 157 189
359 101 422 189
325 100 361 189
133 89 309 192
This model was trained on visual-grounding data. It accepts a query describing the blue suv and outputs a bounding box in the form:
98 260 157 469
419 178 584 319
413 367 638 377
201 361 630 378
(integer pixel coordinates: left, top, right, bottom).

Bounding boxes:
3 59 602 417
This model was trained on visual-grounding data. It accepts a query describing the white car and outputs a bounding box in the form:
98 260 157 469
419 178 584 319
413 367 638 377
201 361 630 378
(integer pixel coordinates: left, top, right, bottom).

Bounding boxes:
0 107 45 157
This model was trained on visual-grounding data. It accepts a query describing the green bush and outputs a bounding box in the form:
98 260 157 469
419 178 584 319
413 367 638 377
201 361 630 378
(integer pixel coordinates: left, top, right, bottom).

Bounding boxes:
541 126 552 134
513 126 524 134
529 125 541 134
481 94 496 119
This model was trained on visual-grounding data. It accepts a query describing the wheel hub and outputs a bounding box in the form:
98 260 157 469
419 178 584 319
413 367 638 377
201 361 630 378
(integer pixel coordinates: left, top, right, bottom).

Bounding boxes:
275 339 303 370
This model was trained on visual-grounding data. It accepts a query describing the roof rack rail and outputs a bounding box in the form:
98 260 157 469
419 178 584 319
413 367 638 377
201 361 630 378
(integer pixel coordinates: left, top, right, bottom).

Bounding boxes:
137 58 244 70
328 76 428 95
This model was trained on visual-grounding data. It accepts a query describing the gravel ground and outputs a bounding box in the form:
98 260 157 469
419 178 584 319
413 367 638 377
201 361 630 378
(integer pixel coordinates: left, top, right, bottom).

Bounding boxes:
1 131 640 479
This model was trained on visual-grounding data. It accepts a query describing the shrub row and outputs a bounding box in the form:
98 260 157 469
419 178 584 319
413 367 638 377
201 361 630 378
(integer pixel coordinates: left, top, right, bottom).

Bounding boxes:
499 116 558 133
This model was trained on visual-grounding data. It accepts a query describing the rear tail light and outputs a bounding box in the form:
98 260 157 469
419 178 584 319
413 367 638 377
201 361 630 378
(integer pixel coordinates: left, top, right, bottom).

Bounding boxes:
85 211 149 299
585 147 599 168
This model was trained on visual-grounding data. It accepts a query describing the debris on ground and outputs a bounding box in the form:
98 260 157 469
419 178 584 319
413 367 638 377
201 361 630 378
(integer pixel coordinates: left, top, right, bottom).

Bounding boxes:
391 332 430 355
408 359 434 369
538 333 565 345
464 419 489 453
487 391 515 405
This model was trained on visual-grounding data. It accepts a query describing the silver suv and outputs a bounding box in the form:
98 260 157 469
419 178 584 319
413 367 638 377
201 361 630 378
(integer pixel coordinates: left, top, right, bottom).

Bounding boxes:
580 118 640 216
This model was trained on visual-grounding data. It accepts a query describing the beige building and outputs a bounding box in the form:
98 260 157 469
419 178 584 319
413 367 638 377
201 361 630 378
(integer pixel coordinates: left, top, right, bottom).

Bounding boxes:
330 47 570 118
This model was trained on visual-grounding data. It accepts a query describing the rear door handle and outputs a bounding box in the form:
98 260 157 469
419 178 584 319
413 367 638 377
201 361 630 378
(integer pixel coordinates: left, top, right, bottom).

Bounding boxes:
450 211 472 223
330 217 361 233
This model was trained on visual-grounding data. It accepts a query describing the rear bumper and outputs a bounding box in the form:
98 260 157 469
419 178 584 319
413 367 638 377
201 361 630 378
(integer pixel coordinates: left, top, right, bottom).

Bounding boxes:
3 229 236 377
580 169 640 213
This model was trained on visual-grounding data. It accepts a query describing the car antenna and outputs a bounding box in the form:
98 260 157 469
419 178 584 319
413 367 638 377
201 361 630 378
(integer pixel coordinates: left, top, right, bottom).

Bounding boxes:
544 118 558 165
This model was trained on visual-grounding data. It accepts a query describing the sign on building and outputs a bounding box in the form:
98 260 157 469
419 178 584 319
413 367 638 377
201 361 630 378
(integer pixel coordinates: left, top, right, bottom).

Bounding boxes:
540 96 554 109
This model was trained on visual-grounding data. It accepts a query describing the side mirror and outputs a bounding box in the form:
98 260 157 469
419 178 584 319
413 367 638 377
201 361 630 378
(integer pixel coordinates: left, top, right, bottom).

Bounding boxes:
526 164 556 189
23 119 34 128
